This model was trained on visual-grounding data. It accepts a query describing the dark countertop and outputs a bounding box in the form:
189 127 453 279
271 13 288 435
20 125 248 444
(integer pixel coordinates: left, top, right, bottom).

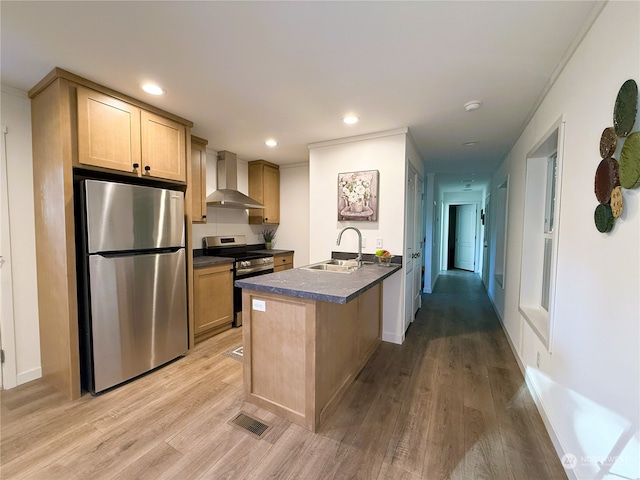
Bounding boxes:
235 261 401 304
193 256 234 268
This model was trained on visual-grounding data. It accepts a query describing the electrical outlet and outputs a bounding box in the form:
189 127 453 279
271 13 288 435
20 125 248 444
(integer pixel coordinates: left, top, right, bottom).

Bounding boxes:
376 237 383 248
361 237 366 248
536 352 541 368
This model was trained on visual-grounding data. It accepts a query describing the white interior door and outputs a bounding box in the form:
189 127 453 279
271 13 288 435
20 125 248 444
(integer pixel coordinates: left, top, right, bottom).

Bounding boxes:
413 178 423 317
404 172 415 332
454 204 476 271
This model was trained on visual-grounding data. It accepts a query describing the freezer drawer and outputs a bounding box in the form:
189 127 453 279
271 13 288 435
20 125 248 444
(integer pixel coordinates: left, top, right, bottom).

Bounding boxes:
88 249 187 393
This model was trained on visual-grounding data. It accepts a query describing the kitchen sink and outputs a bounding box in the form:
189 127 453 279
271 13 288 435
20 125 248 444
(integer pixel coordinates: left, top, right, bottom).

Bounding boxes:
302 259 358 273
301 258 373 273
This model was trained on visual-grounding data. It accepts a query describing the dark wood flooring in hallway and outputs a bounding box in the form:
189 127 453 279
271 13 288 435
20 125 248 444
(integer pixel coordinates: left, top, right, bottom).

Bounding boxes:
1 270 567 479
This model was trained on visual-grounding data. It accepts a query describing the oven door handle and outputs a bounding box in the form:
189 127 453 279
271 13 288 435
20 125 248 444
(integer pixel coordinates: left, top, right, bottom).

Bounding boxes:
236 265 274 276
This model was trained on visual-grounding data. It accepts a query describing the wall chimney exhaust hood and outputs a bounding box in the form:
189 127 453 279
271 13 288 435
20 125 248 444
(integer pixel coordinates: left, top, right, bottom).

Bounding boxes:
206 150 265 209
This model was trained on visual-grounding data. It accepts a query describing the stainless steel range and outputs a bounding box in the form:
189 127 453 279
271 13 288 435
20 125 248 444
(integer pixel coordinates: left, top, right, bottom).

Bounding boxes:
202 235 274 327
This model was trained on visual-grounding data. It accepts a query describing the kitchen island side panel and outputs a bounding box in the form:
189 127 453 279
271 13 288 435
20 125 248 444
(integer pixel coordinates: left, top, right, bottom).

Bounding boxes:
241 283 382 432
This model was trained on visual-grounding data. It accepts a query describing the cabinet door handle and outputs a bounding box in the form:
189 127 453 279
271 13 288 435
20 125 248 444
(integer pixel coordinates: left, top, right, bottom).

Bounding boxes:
264 217 268 222
144 165 151 172
133 163 139 169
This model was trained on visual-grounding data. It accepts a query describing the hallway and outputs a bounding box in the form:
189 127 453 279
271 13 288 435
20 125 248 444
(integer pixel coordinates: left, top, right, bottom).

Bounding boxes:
1 271 567 479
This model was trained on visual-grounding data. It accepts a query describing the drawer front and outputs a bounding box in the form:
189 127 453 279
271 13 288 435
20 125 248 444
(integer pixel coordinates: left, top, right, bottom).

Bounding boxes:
276 253 294 267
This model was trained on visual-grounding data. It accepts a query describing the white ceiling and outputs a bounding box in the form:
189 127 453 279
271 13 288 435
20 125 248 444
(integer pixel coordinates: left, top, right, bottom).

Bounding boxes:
1 1 603 191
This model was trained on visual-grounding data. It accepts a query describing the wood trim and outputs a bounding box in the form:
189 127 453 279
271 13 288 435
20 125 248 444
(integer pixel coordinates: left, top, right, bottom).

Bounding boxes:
28 67 193 127
31 78 81 400
190 136 207 223
184 128 195 350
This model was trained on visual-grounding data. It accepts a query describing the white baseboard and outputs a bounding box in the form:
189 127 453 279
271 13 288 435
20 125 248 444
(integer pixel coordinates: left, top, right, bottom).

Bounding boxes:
17 367 42 386
382 331 403 345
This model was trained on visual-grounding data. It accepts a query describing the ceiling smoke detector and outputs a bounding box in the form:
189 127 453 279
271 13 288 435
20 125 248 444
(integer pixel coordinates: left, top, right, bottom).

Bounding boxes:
464 100 482 112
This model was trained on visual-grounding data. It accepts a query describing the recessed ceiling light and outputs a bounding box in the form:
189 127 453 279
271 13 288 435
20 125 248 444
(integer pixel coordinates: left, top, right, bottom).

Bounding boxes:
343 115 359 125
142 83 164 95
464 100 482 112
463 141 478 146
265 139 278 147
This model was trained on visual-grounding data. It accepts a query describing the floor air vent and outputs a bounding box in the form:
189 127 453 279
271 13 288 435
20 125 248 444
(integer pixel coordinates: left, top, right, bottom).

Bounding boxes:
229 412 271 439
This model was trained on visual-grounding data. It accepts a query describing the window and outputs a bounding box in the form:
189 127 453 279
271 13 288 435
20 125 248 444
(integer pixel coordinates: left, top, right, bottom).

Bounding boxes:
519 120 563 350
541 154 557 311
494 178 509 288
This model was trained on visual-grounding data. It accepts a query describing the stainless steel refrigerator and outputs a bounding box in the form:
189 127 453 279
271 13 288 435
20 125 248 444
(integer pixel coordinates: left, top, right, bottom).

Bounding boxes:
77 179 188 394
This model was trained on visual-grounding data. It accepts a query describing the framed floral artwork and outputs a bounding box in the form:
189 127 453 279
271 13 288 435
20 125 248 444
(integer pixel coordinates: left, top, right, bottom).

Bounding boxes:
338 170 379 221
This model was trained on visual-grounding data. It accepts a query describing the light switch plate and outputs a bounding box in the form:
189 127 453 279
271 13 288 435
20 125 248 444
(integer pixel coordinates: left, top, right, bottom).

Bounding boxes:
376 237 383 248
252 299 266 312
361 237 366 248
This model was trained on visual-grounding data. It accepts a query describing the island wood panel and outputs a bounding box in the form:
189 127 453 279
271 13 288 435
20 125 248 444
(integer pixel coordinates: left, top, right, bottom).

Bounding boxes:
242 283 382 432
357 285 382 362
76 86 141 174
315 299 359 411
250 297 307 414
31 77 81 400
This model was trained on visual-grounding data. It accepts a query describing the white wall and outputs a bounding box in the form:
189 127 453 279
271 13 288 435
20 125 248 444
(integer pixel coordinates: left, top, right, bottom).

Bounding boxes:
309 129 408 344
487 2 640 479
278 163 310 267
0 85 42 388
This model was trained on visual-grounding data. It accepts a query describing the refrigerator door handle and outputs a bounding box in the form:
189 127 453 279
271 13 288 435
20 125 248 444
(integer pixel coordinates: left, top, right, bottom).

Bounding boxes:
96 246 183 258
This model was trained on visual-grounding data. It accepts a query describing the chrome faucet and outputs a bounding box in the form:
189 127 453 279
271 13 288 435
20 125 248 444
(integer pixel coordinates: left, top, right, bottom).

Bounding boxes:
336 227 363 267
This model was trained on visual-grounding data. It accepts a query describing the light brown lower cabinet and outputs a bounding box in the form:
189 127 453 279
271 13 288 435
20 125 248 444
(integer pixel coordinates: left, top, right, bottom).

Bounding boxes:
194 263 234 342
273 252 294 272
242 283 381 432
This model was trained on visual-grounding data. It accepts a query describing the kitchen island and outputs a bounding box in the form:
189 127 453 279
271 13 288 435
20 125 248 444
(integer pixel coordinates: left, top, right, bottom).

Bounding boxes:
235 262 401 432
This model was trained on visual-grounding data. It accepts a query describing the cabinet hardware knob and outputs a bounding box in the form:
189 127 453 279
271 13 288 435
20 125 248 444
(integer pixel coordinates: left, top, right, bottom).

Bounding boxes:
144 165 151 172
264 218 268 221
133 163 139 169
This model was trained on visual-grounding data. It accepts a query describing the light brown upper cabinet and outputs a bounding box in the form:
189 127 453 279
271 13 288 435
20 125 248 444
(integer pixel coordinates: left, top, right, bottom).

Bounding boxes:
77 87 142 174
76 86 186 183
248 160 280 225
190 136 208 223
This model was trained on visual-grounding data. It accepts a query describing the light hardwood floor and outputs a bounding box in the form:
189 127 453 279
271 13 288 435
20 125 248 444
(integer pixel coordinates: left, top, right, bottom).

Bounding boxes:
1 271 567 479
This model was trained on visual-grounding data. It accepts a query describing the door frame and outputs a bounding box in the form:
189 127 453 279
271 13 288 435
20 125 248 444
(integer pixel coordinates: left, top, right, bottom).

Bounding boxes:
441 200 481 273
453 204 477 271
1 123 17 389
